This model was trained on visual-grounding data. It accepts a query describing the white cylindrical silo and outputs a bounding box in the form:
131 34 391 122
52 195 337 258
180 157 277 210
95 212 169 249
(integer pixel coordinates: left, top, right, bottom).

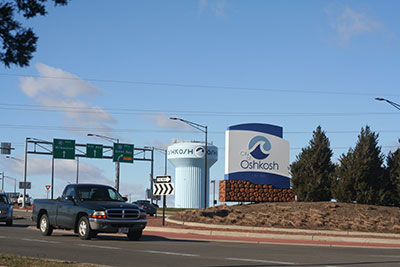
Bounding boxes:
167 140 218 209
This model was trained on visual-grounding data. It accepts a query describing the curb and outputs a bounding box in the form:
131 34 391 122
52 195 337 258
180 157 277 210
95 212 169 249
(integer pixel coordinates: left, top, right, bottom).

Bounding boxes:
165 217 400 238
145 226 400 246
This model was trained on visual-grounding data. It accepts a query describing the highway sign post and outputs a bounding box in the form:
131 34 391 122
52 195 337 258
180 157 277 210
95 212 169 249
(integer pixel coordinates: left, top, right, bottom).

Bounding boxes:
86 144 103 158
153 180 174 226
53 139 75 159
45 185 51 199
113 143 134 163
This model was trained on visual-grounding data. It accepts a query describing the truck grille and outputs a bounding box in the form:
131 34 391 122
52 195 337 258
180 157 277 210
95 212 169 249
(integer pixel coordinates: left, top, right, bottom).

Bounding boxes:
106 209 139 219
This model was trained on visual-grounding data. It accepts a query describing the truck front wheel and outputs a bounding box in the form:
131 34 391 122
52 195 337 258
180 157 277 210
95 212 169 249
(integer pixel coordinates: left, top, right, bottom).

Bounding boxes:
78 216 93 240
127 230 142 241
39 214 53 236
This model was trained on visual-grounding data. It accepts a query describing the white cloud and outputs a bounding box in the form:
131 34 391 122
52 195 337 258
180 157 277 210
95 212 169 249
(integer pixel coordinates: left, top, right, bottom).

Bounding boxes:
19 63 116 136
330 7 382 43
198 0 227 18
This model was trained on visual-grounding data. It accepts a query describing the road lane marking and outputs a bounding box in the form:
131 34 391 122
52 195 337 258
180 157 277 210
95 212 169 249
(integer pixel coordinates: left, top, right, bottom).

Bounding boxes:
144 250 199 257
79 244 121 250
0 236 5 238
20 238 59 244
226 257 296 265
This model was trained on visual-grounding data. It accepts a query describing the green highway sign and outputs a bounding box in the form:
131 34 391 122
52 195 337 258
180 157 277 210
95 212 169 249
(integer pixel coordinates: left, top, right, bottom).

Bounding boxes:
86 143 103 158
113 143 134 163
53 138 75 159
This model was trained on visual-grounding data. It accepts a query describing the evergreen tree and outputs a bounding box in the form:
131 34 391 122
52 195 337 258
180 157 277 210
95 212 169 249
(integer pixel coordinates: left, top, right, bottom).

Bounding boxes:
333 126 385 205
384 144 400 206
0 0 68 67
291 126 335 201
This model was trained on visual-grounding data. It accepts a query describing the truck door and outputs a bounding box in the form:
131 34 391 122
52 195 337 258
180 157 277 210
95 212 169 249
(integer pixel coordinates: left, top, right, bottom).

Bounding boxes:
56 186 77 228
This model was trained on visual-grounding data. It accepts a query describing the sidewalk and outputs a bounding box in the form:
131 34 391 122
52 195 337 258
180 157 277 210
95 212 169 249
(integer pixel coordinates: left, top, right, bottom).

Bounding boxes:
144 216 400 249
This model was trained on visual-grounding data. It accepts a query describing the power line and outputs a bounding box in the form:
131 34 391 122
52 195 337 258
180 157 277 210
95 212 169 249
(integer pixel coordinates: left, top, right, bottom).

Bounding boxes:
0 103 399 117
1 72 399 97
0 123 399 135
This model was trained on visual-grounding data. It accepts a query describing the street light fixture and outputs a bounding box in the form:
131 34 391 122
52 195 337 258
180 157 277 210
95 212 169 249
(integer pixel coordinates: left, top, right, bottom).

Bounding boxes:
375 98 400 111
5 156 23 194
170 117 208 209
87 133 120 192
4 176 17 193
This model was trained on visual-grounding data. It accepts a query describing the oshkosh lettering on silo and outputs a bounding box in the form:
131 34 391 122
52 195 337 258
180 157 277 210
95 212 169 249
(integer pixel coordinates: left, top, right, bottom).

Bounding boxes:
167 148 194 156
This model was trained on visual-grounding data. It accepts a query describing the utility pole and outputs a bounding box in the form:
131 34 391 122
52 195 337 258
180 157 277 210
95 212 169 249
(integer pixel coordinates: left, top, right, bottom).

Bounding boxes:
1 172 4 192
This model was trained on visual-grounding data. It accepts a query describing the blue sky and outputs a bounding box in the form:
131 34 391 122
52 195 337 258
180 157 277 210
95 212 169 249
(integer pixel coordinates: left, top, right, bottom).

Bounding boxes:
1 0 400 204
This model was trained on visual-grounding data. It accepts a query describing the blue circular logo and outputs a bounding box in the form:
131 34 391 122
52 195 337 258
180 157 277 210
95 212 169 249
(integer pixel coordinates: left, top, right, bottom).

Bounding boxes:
248 136 271 160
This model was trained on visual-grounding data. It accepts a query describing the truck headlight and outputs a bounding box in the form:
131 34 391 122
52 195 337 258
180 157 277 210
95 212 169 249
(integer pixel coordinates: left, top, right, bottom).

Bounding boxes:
91 211 107 219
0 208 8 214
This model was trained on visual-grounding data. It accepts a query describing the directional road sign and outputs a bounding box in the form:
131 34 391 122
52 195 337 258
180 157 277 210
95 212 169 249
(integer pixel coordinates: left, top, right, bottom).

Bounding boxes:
19 182 31 189
53 139 75 159
155 175 171 183
86 143 103 158
1 142 11 154
153 183 174 196
113 143 134 163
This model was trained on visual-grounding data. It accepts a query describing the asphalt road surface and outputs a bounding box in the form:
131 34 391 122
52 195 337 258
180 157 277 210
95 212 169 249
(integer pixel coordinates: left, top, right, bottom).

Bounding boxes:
0 210 399 267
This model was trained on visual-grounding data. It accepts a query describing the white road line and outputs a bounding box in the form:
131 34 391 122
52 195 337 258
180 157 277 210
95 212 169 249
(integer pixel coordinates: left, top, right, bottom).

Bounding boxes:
20 238 59 244
144 250 199 257
0 236 5 238
79 244 121 250
226 257 296 265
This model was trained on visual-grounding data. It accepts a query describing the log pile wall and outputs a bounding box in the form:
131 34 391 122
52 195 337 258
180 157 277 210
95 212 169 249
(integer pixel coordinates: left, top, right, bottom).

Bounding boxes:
219 180 295 202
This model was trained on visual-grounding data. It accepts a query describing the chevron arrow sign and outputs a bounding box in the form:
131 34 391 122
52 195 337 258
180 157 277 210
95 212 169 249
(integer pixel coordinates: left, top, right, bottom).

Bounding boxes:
153 182 174 196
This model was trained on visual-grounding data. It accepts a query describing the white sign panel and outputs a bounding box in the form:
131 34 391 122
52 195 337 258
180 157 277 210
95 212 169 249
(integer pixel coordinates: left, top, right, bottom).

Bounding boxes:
153 183 174 195
224 123 290 188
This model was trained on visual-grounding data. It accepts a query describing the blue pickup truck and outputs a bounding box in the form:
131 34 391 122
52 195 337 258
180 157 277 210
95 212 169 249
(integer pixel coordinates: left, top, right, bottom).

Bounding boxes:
32 184 147 240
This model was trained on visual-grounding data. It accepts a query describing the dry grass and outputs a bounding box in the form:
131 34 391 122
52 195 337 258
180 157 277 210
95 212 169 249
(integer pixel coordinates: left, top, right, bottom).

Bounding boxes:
0 254 105 267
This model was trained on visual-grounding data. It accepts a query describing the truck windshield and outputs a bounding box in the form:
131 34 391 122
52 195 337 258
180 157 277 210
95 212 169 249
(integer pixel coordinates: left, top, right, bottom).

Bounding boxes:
76 186 124 202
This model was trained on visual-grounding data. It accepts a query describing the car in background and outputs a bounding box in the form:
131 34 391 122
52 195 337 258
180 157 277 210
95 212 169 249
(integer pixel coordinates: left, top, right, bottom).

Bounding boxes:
132 200 157 216
0 192 13 226
17 194 32 206
5 192 19 205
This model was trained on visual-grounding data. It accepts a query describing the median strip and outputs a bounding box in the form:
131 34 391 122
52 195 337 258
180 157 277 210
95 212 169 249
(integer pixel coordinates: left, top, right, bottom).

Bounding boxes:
144 250 199 257
226 257 296 265
79 244 121 250
20 238 59 244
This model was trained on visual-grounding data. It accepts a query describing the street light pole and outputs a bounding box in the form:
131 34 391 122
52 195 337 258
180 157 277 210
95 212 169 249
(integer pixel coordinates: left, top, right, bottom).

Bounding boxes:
1 172 4 192
5 157 23 193
375 98 400 111
22 137 28 208
4 176 17 193
87 133 120 192
170 117 208 209
76 156 79 184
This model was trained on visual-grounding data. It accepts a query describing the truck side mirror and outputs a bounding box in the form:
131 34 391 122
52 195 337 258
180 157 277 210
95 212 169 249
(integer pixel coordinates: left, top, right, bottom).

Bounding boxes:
66 195 75 201
122 197 128 202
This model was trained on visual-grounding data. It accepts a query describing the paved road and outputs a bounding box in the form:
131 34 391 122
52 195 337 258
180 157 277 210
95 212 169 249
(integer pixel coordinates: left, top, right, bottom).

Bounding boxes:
1 211 400 267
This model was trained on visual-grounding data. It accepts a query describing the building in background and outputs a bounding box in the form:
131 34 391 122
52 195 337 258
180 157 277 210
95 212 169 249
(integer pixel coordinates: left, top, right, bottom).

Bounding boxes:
168 140 218 208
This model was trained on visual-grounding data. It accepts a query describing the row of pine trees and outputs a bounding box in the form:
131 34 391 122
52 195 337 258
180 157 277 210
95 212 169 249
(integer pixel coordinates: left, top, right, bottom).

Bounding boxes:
290 126 400 207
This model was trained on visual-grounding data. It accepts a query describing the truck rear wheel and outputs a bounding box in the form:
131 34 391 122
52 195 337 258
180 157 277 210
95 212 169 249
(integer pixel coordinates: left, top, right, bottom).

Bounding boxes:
78 216 93 240
39 214 53 236
127 230 142 241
